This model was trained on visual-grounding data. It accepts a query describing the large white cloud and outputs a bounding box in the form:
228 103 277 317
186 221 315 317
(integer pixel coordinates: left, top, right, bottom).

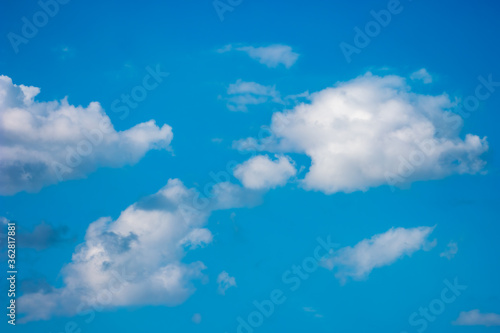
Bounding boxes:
322 226 435 282
234 73 488 193
234 154 296 190
453 310 500 326
18 179 257 322
0 75 173 195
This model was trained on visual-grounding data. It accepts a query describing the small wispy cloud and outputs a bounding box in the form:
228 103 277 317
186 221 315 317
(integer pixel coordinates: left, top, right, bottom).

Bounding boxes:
217 271 237 295
321 226 436 282
224 79 283 111
53 45 76 60
303 307 324 318
453 310 500 326
410 68 432 84
440 241 458 260
219 44 299 68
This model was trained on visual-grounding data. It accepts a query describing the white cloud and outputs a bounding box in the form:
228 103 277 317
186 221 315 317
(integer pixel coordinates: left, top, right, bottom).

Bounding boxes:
18 179 255 322
221 44 299 68
410 68 433 84
0 75 173 195
440 241 458 259
217 271 236 295
453 310 500 326
234 73 488 194
225 80 282 111
234 155 296 190
322 226 436 282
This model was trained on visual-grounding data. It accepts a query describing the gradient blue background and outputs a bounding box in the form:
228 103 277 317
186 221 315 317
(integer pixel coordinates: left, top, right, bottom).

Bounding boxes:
1 0 499 332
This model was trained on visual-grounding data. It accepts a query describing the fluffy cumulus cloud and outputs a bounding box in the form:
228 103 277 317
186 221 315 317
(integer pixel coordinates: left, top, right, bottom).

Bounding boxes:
217 271 237 295
220 44 299 68
18 179 254 322
234 73 488 194
453 310 500 326
225 80 283 111
234 154 296 190
322 226 435 282
0 75 173 195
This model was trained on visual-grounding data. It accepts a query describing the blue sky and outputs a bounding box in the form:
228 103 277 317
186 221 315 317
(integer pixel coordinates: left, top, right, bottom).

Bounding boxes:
1 0 500 332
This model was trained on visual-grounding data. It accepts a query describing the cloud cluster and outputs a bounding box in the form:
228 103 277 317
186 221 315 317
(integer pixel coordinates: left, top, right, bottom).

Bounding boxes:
234 154 296 190
220 44 299 68
0 75 173 195
11 69 491 324
19 179 254 322
453 310 500 326
234 73 488 193
322 226 435 282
